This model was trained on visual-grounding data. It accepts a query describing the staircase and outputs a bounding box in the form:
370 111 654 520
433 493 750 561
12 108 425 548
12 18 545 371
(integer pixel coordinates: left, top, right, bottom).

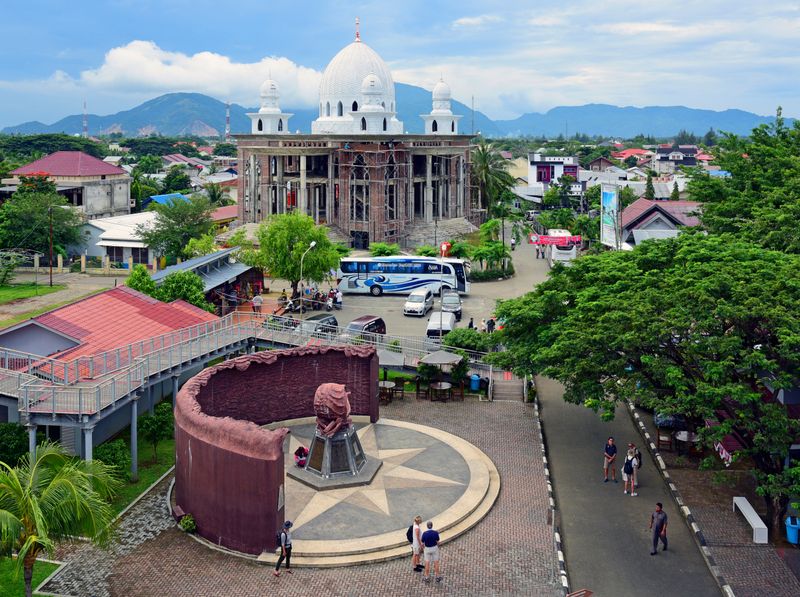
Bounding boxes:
325 225 351 246
491 371 525 401
404 217 477 248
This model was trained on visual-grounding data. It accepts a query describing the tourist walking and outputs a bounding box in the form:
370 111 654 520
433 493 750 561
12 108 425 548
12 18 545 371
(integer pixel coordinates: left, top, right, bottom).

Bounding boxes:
274 520 293 577
252 293 263 314
622 447 638 496
411 515 423 572
421 521 442 583
510 237 516 251
603 436 617 483
649 503 668 555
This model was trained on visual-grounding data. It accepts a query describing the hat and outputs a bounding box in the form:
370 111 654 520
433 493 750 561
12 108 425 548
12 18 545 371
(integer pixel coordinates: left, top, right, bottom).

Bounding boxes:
284 520 293 528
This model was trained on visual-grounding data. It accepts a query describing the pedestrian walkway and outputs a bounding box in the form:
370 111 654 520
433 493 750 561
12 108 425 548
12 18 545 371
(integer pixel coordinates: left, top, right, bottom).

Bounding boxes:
536 377 720 597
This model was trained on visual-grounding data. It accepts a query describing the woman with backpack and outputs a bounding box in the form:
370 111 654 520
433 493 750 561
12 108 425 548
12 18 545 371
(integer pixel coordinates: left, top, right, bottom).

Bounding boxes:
622 448 638 496
410 515 423 572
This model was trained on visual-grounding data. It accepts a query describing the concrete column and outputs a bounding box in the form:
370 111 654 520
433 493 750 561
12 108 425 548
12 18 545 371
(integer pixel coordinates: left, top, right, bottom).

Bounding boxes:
104 256 111 274
425 154 433 223
80 254 87 272
172 375 179 408
27 423 37 459
457 155 464 218
34 254 40 273
57 254 63 272
277 157 285 213
131 396 139 482
314 185 319 223
152 255 158 272
327 154 335 223
84 426 94 461
127 256 134 271
299 154 307 215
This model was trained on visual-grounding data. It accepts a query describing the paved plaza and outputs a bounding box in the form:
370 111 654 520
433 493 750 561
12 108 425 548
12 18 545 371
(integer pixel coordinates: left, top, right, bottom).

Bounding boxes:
43 397 562 596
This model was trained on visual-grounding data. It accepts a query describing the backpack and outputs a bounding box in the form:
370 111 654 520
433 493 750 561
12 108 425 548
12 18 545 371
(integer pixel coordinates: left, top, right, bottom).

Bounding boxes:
276 531 286 548
406 525 414 543
635 449 643 469
623 458 634 475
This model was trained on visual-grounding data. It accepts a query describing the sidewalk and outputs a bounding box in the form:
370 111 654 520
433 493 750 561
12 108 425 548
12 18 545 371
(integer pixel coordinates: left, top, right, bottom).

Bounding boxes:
536 377 720 597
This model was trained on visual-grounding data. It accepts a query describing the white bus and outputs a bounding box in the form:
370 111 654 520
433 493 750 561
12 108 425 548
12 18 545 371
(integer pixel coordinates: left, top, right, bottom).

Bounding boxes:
337 256 470 296
546 228 578 268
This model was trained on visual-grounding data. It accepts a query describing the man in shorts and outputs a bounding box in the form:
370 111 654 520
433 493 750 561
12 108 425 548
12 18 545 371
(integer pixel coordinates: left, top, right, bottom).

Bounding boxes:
421 521 442 583
604 436 618 483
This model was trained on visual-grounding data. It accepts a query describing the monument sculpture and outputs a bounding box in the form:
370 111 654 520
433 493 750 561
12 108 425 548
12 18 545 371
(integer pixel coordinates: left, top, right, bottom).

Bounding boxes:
288 382 382 489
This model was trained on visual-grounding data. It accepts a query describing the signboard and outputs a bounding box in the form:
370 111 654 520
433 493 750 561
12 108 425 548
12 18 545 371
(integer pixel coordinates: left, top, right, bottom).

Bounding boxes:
440 241 451 257
600 184 619 248
528 234 582 245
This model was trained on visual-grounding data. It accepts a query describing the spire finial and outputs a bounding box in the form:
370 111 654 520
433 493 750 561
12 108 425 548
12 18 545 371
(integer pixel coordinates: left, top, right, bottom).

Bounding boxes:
355 16 361 41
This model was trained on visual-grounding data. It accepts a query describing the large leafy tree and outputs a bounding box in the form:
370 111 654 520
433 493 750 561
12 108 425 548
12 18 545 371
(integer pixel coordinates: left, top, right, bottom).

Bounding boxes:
0 443 119 597
160 166 192 194
239 212 340 297
494 233 800 537
689 110 800 254
471 138 515 211
125 266 213 312
137 194 213 260
0 424 27 467
0 193 83 255
213 143 237 157
134 155 162 175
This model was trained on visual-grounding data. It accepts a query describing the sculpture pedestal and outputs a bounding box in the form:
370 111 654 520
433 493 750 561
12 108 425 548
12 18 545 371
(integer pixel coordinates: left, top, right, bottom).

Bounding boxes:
287 426 382 490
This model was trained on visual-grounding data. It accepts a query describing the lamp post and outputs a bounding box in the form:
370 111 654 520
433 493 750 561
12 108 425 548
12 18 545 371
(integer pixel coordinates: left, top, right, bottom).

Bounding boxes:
299 240 317 320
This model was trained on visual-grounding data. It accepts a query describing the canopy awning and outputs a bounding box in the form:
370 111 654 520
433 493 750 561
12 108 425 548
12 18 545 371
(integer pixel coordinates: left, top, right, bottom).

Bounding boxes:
420 350 462 366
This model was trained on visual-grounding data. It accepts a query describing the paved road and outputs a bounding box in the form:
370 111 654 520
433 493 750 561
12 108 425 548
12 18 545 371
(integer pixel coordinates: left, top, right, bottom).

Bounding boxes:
0 272 117 322
537 377 720 597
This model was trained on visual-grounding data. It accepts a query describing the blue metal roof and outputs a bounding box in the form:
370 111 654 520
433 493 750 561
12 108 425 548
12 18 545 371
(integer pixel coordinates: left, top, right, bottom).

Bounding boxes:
708 170 731 178
145 193 189 206
151 247 253 293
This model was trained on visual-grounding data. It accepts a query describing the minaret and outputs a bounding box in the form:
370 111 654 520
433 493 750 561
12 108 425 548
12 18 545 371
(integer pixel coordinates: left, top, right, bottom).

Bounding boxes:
82 100 88 138
247 78 293 134
355 16 360 42
421 78 462 135
225 101 231 141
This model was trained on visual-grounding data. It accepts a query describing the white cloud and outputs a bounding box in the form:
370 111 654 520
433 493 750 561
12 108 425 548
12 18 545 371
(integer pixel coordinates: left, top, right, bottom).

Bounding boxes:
451 14 501 28
528 16 566 27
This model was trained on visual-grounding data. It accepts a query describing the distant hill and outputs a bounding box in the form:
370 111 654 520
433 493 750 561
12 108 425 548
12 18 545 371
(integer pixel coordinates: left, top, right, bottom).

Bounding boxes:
1 91 788 138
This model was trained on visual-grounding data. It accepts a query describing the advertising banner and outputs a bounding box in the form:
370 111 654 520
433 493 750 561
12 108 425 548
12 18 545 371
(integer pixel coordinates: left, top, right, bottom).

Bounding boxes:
600 184 619 248
528 234 582 245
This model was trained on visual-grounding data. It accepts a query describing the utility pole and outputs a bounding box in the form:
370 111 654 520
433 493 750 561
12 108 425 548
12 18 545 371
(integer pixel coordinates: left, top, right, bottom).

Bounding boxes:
471 96 475 135
48 206 53 287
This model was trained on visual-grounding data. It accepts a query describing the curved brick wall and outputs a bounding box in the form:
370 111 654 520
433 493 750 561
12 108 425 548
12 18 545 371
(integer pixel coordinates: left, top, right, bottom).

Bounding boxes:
174 345 378 554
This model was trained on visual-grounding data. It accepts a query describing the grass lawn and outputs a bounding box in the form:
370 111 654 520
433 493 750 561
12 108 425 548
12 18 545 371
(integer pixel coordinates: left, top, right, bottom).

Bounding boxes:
0 288 105 330
0 283 65 305
110 431 175 516
0 557 60 597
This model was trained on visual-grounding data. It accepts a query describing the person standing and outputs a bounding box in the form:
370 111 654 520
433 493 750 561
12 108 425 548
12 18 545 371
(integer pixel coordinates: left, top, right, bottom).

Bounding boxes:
486 318 496 334
479 318 487 333
535 245 541 259
510 237 516 251
467 317 474 329
603 437 618 483
421 521 442 583
411 515 423 572
274 520 293 577
649 503 668 555
252 293 263 314
622 448 638 496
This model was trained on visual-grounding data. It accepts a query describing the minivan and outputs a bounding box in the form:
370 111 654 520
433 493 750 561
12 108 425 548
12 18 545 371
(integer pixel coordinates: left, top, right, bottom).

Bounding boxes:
297 313 339 335
440 289 463 321
426 312 457 339
340 315 387 342
403 288 434 317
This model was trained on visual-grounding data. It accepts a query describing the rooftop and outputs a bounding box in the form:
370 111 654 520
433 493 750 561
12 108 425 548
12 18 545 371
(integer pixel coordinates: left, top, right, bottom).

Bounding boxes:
621 198 702 229
150 247 253 293
12 151 127 177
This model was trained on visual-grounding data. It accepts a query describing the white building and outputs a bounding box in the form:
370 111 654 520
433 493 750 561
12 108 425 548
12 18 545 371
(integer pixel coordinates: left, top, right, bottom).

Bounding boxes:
78 212 155 265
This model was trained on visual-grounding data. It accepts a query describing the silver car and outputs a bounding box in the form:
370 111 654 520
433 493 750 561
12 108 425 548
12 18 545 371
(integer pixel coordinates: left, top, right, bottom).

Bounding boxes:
403 288 434 316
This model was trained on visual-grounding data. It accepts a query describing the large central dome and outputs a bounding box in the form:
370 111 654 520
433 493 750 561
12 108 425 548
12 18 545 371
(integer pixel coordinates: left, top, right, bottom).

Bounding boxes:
318 40 396 111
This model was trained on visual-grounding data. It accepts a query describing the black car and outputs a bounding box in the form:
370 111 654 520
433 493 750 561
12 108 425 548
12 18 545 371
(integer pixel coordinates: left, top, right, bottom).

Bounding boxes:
297 313 339 335
440 290 463 321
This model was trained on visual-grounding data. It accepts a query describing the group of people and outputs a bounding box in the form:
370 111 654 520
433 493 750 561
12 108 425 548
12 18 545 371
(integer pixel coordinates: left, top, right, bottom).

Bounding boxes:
409 517 443 583
534 245 547 259
467 317 496 333
603 436 669 555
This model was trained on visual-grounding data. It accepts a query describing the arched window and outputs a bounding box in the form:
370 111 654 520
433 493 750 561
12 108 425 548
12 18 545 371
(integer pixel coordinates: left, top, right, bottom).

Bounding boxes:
278 119 283 132
257 119 263 132
360 117 367 131
451 121 455 132
352 101 358 112
382 118 387 131
432 120 438 132
381 101 385 109
337 101 343 117
326 102 331 117
385 155 396 221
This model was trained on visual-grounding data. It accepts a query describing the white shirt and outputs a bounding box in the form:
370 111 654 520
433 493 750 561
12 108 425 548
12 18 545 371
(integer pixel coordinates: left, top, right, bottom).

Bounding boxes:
412 523 421 550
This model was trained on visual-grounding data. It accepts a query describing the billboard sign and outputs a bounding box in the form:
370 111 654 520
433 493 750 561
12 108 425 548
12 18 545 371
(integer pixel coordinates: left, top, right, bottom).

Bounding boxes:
528 234 582 245
600 184 619 248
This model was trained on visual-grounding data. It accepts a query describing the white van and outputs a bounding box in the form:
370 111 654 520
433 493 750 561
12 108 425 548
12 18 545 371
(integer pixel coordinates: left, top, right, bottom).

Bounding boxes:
403 288 434 316
426 312 457 339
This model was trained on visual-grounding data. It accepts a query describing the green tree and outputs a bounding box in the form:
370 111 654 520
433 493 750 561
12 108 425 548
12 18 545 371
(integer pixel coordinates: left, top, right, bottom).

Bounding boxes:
130 170 159 213
17 174 56 195
0 423 28 467
213 143 237 157
446 241 473 259
125 264 157 296
156 270 214 312
491 190 528 258
0 443 119 597
471 138 515 211
238 212 340 297
644 172 656 200
572 214 599 243
494 233 800 537
584 184 601 211
624 155 638 168
670 181 680 200
702 127 718 147
137 194 213 261
138 402 174 463
0 193 83 255
134 155 162 175
174 142 200 158
537 208 575 231
160 166 192 194
478 219 501 243
619 186 638 209
204 182 225 206
369 242 401 256
443 327 494 353
184 233 219 259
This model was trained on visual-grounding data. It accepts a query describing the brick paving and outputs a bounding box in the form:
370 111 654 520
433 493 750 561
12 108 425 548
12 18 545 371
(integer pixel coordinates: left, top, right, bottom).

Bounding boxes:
42 398 562 597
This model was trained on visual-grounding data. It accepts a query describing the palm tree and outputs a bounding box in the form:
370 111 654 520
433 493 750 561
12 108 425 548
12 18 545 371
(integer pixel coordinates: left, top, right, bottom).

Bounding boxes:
204 182 224 205
0 443 120 597
471 139 515 213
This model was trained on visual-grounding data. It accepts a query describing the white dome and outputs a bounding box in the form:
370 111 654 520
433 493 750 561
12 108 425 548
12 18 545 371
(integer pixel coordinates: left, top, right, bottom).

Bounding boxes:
361 72 383 94
318 40 395 110
432 79 451 101
260 79 279 98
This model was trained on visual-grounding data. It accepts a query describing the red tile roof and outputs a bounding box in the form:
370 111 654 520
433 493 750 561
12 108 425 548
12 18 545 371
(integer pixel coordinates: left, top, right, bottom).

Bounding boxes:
611 148 651 159
12 151 127 177
212 205 238 222
621 198 702 229
33 286 217 362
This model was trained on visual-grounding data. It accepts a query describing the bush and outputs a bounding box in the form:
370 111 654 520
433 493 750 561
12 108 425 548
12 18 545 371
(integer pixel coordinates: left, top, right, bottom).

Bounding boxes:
94 438 132 481
449 349 470 386
469 263 515 282
369 242 401 256
447 241 473 259
443 328 494 353
417 363 440 384
179 513 197 533
388 339 401 353
415 245 438 257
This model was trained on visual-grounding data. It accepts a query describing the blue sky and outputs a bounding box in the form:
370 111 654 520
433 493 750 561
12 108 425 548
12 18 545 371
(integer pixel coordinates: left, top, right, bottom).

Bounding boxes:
1 0 798 128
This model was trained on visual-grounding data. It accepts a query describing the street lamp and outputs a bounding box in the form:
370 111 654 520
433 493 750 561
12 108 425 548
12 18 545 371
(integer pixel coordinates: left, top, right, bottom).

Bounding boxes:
299 240 317 320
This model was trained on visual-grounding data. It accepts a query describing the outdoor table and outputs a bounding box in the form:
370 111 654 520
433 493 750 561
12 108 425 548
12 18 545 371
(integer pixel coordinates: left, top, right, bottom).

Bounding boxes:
674 430 701 455
429 381 452 402
378 380 395 404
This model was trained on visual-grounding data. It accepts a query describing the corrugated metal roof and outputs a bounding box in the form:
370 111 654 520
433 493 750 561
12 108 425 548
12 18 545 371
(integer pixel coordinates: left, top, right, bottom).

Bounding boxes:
12 151 127 177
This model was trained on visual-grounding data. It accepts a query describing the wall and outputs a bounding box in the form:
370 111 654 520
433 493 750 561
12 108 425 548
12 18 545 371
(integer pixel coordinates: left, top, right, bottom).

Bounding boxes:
83 179 131 218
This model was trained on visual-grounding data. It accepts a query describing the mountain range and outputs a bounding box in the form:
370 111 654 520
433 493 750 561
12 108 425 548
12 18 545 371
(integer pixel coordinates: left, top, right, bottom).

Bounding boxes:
2 86 788 138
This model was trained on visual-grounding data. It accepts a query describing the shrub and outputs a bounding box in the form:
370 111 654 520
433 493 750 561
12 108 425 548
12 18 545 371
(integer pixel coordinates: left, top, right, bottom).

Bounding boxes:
415 245 438 257
417 363 440 384
468 263 515 282
447 241 473 259
449 349 470 386
93 438 132 481
369 242 401 256
179 513 197 533
388 339 401 353
443 328 494 353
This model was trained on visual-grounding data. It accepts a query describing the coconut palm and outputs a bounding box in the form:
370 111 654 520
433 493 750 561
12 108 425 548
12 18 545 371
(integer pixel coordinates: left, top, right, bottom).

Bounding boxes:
0 442 120 597
471 138 515 212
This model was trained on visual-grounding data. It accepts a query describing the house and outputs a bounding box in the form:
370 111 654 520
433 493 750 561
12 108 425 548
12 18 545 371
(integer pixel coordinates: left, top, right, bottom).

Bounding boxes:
0 286 218 454
77 212 156 265
620 198 701 245
162 153 209 171
528 153 580 184
611 148 653 162
211 205 238 230
4 151 132 218
587 156 618 172
141 192 189 210
653 144 699 174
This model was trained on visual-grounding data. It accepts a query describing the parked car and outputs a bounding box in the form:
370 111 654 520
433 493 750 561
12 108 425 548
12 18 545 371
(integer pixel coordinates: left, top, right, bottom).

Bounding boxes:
297 313 339 335
426 312 457 339
403 288 434 317
440 289 463 321
338 315 387 343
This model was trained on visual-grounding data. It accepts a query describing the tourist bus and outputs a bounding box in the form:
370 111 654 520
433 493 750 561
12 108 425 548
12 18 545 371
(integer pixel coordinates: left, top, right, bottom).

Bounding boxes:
545 228 578 268
337 256 470 296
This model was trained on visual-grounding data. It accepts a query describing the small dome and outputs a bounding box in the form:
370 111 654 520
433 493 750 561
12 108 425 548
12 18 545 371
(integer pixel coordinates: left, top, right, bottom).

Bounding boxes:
260 79 280 98
432 79 451 101
361 72 383 94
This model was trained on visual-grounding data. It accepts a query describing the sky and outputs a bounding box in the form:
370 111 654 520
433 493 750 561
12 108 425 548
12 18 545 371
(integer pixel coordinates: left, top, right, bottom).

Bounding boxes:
1 0 799 128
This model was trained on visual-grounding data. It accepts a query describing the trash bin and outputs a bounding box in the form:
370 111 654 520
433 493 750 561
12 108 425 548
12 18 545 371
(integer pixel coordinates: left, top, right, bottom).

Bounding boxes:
470 374 480 392
786 516 800 545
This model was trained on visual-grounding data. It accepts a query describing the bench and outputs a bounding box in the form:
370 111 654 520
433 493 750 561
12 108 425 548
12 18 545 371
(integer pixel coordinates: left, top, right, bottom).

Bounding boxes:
733 496 768 544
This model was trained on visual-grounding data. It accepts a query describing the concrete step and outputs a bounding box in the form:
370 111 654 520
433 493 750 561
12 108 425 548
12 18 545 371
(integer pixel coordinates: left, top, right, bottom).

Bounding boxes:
492 380 525 401
404 218 477 248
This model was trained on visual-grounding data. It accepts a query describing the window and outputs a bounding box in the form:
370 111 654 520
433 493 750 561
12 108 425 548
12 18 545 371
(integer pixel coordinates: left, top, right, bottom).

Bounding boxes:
326 102 331 117
106 246 123 263
352 101 358 112
382 118 387 131
350 154 369 221
451 121 455 132
432 120 438 132
381 101 385 109
257 119 263 132
337 101 343 117
385 155 396 221
360 117 367 131
132 247 149 264
278 119 283 132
